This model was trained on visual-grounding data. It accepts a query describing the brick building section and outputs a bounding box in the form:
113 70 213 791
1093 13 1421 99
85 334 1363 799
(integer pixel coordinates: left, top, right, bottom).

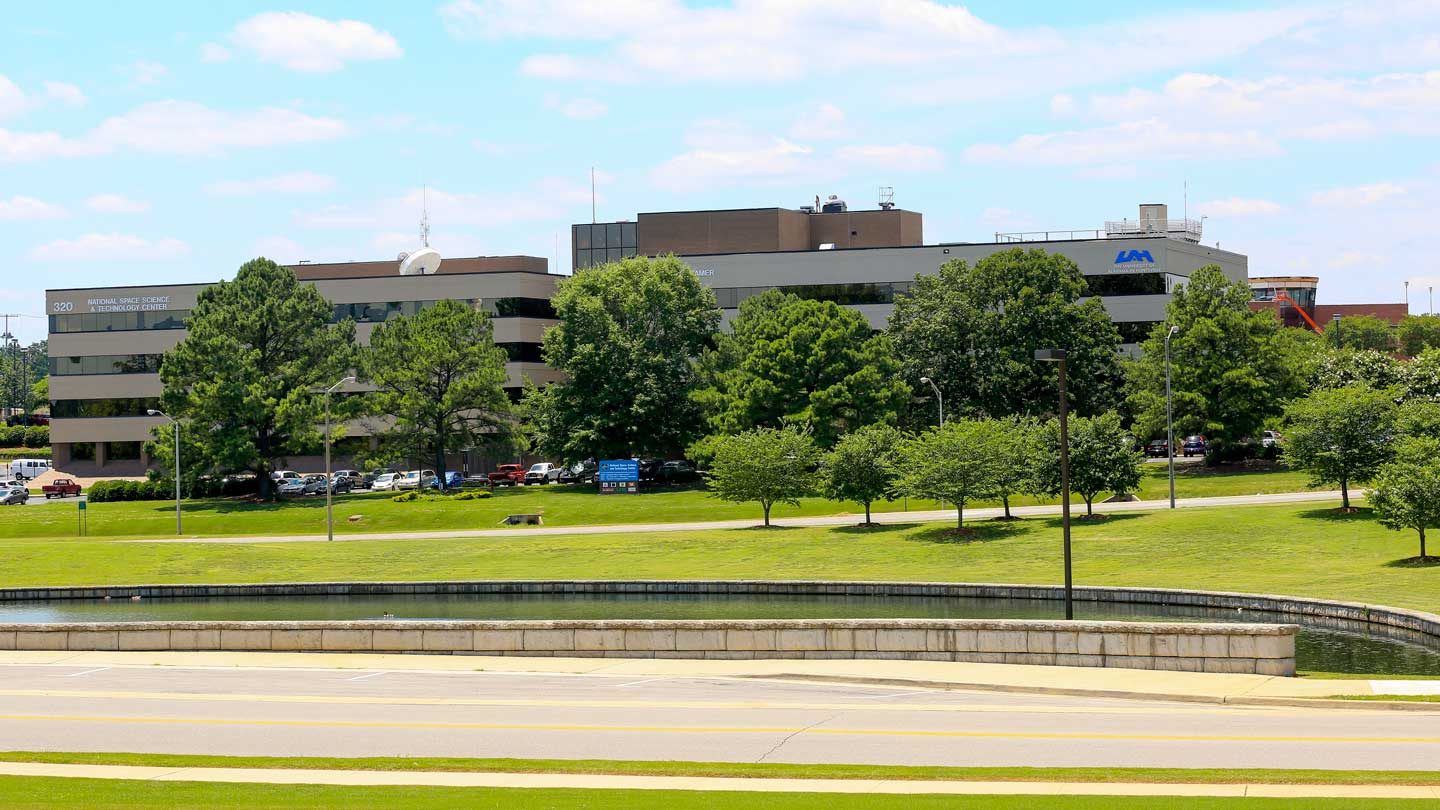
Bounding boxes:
636 208 922 256
1249 300 1409 329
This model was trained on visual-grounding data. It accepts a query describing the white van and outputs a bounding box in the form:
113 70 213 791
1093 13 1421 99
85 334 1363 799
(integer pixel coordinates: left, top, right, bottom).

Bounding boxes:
9 459 50 482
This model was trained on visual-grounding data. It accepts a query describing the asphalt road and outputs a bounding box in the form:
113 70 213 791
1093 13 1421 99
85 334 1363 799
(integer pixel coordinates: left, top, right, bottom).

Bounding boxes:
1 661 1435 770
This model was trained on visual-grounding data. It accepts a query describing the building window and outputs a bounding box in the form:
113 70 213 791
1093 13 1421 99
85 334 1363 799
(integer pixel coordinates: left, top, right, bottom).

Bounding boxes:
1115 321 1162 343
50 397 163 419
71 442 96 460
573 221 639 270
49 354 163 376
105 441 143 460
49 310 192 334
1082 274 1167 296
711 281 914 309
497 342 545 363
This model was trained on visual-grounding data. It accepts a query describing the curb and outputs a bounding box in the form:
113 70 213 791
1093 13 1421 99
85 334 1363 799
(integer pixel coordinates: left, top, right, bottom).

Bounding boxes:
752 673 1440 712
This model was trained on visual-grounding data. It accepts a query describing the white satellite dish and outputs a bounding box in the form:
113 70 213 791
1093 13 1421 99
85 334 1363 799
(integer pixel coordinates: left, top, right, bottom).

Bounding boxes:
396 185 442 276
399 246 442 276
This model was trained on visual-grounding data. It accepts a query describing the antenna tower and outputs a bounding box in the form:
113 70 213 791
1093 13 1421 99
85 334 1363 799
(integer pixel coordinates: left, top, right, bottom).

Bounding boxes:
420 185 431 248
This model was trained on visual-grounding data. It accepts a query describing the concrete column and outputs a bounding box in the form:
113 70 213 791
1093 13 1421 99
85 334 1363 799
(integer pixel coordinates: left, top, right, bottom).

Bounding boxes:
95 441 107 469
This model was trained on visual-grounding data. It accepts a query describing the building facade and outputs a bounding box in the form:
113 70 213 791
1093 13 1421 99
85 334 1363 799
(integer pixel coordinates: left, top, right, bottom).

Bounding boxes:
45 256 561 476
1248 275 1408 331
576 202 1248 345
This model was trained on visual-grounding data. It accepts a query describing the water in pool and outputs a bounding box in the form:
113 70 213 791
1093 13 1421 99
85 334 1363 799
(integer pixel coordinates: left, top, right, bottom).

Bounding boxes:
3 592 1437 677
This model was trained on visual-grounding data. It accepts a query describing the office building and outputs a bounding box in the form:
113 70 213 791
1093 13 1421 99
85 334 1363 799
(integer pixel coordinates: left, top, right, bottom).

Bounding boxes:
1249 276 1408 330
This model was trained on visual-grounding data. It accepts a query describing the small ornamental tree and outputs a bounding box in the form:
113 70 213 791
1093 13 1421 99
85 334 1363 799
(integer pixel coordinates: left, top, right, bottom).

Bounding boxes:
706 424 821 527
985 415 1043 520
890 420 1000 529
1368 437 1440 562
1282 386 1397 510
1398 315 1440 357
1324 314 1397 353
820 423 904 524
1035 412 1143 517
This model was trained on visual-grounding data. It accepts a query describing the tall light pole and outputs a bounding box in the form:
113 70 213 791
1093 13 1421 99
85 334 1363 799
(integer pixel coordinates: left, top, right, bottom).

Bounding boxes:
1332 314 1343 348
1035 349 1073 620
1164 326 1180 509
146 409 181 535
323 376 356 542
919 376 944 428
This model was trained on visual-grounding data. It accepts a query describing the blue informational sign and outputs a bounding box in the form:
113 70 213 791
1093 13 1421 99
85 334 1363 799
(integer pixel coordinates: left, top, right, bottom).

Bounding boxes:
597 459 640 494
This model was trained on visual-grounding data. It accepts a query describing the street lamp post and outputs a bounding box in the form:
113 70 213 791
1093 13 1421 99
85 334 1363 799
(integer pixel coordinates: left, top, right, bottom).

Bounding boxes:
1164 326 1180 509
1035 349 1073 620
919 376 944 428
323 376 357 542
146 409 181 535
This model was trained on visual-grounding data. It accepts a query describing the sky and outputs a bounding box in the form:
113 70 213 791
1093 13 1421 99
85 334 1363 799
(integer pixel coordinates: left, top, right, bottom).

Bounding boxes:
3 0 1439 344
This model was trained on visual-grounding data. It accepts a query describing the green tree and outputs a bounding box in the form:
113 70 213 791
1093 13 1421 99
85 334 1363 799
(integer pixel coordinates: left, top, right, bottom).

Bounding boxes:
820 423 904 524
1324 314 1397 352
1282 386 1397 510
1397 399 1440 440
158 258 356 498
706 424 821 526
695 290 908 447
1397 315 1440 357
1368 436 1440 561
1034 412 1143 517
888 247 1125 424
29 376 47 407
524 255 720 464
1310 348 1402 392
891 420 1001 528
1399 348 1440 401
1128 266 1299 452
986 415 1043 519
363 299 513 490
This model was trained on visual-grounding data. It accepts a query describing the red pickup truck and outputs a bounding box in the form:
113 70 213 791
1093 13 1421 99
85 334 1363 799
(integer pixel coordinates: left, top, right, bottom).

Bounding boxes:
487 464 526 487
42 478 82 499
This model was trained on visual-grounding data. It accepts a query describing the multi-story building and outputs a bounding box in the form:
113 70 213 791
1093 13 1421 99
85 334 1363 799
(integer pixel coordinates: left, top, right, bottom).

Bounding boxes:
574 200 1247 345
1248 276 1408 331
45 256 560 476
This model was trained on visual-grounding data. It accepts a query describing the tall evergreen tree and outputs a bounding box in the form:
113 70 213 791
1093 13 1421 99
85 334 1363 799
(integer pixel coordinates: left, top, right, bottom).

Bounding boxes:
158 258 356 498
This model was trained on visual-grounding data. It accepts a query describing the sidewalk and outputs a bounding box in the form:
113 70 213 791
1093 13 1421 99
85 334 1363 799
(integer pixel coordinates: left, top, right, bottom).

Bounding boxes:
0 760 1435 798
123 489 1345 544
2 648 1426 706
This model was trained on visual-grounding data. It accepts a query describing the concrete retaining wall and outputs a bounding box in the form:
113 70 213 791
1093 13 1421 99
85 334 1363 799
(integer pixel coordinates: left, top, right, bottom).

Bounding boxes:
0 618 1297 675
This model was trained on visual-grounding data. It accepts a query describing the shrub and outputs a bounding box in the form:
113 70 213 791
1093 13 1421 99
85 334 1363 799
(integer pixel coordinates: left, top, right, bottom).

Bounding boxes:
391 491 420 503
453 491 493 501
87 479 171 502
22 426 48 448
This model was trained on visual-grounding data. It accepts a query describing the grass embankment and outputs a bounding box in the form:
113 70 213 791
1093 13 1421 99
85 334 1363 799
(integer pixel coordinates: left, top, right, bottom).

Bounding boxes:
0 465 1314 541
1336 695 1440 703
1 503 1435 614
3 752 1438 786
3 778 1426 810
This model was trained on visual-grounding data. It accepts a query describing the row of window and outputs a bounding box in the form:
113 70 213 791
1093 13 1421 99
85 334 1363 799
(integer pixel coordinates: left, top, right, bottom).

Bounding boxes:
70 441 143 461
50 310 191 334
574 246 639 269
709 276 1169 310
1115 320 1164 343
50 398 162 419
573 222 638 251
50 354 163 376
1081 273 1167 297
498 342 545 363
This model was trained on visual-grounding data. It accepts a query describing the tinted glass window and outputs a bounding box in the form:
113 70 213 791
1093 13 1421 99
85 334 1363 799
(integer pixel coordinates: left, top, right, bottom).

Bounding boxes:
574 224 591 250
621 222 637 247
50 397 163 418
606 223 622 248
1083 273 1166 296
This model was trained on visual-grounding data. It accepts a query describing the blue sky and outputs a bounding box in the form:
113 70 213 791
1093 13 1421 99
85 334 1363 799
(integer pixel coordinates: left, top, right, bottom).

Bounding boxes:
4 1 1438 344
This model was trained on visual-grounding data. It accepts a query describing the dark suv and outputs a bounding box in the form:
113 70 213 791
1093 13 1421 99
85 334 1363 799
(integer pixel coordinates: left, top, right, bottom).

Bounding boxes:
1144 439 1171 458
1182 435 1208 457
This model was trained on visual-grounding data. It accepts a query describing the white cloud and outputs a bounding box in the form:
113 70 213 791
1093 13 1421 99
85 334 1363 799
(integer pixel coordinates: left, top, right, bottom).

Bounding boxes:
1330 250 1385 269
1049 94 1076 117
472 139 539 157
132 61 168 86
0 195 67 221
1310 182 1407 207
199 42 232 63
83 193 150 214
250 236 307 261
0 75 31 119
1073 164 1138 181
295 182 595 231
548 97 607 120
42 81 85 107
979 207 1036 230
650 121 820 191
789 103 849 139
1196 197 1285 217
205 172 337 196
29 233 189 262
231 12 402 73
0 129 104 161
965 118 1281 166
834 143 943 172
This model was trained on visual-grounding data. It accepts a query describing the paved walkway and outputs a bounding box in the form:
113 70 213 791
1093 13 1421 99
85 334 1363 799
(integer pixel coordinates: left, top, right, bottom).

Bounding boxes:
0 649 1418 704
124 489 1346 544
0 761 1435 798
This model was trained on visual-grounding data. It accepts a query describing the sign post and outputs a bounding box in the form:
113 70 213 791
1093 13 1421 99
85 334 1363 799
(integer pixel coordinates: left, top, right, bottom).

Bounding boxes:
77 496 87 537
597 460 640 494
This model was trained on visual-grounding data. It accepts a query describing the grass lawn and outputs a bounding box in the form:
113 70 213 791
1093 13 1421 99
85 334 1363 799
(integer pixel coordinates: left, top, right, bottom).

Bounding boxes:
1336 695 1440 702
0 465 1320 542
1 503 1435 614
3 753 1438 786
4 778 1427 810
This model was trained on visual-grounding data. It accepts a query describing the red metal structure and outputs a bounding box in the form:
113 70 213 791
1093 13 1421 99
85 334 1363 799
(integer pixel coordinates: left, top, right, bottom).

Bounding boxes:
1273 292 1325 335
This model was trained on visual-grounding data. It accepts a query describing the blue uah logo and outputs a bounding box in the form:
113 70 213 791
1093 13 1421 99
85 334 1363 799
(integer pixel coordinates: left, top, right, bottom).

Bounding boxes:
1115 249 1155 264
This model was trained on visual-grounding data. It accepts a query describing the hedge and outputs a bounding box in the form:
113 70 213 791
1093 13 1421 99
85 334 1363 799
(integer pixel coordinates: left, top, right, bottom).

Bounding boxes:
0 425 48 448
87 479 172 502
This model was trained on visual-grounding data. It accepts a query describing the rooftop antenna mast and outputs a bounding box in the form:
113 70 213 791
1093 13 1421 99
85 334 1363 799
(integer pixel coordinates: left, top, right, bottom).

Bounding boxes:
420 184 431 248
398 184 442 276
590 167 596 224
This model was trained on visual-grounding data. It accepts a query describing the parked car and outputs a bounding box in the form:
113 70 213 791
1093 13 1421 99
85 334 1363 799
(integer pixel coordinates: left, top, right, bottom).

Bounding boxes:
558 461 597 485
270 470 301 482
298 474 328 495
525 462 561 485
332 469 362 485
276 477 308 496
1182 435 1208 457
658 460 700 484
1144 439 1172 458
488 464 527 487
460 474 493 489
440 471 466 489
638 458 662 483
1261 430 1283 448
8 459 50 482
41 478 82 499
327 475 354 495
396 470 437 491
0 484 28 506
370 472 398 491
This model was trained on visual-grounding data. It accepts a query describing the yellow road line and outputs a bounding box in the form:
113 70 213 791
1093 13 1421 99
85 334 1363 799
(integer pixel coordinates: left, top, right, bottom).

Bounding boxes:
2 714 1438 744
0 688 1261 715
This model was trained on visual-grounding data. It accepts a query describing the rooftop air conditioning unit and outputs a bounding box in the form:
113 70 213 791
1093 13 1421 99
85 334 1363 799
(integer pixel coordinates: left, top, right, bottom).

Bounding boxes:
821 194 847 213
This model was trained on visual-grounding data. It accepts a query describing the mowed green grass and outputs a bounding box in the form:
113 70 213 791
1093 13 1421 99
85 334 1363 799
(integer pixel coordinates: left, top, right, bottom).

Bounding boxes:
0 465 1316 541
2 503 1435 613
0 777 1429 810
